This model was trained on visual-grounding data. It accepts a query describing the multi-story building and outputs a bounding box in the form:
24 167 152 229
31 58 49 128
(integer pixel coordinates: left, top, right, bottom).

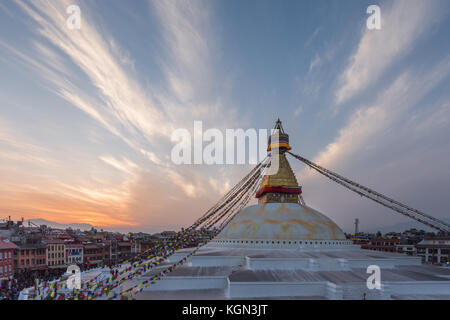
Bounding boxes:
158 231 177 241
45 239 66 267
117 241 132 261
0 238 18 281
396 244 417 256
416 238 450 264
108 239 118 265
83 244 104 266
360 238 400 253
65 244 84 265
131 239 141 254
13 243 47 272
131 239 157 255
100 241 111 265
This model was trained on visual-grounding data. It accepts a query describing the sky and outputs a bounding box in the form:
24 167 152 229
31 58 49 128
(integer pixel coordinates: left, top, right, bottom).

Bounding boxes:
0 0 449 234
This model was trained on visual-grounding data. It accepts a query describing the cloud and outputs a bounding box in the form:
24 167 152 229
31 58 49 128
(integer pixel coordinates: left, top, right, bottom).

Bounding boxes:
0 187 136 228
308 53 321 73
151 0 213 104
0 116 54 167
294 105 303 118
335 0 441 106
0 0 243 225
304 27 321 48
299 56 450 231
100 156 139 176
308 56 450 174
0 117 139 227
149 0 240 134
10 0 174 152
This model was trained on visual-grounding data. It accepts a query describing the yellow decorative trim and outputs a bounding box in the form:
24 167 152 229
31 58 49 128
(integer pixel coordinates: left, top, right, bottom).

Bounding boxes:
267 142 292 152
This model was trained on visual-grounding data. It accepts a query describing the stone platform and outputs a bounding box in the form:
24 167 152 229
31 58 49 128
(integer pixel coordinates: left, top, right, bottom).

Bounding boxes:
135 245 450 300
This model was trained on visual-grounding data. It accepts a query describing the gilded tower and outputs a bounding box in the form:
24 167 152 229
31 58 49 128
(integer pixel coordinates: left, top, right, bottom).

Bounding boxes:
256 119 303 204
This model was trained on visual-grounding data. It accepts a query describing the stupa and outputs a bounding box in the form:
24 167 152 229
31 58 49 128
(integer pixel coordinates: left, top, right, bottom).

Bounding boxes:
134 120 450 300
216 119 347 245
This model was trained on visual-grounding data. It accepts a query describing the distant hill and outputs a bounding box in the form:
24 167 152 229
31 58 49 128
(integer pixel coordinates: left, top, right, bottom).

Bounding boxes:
364 218 450 234
24 218 95 231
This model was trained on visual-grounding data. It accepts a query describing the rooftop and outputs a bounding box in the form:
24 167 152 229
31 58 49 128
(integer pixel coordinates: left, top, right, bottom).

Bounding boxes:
0 238 18 250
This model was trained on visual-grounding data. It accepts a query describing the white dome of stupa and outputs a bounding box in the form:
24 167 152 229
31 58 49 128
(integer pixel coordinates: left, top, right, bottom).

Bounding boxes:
216 202 346 241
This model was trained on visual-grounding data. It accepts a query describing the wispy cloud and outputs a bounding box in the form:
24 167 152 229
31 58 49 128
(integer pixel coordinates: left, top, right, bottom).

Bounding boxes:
298 53 450 231
304 27 321 48
100 155 139 177
335 0 441 106
308 53 321 74
10 0 173 154
151 0 213 104
305 56 450 177
0 0 243 229
294 104 303 117
0 116 137 227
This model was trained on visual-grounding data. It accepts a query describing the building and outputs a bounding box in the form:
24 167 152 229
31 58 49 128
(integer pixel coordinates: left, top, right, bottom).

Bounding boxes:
360 238 401 253
131 238 158 255
117 241 132 261
83 244 104 266
396 244 417 256
45 239 66 268
0 238 18 281
131 239 142 255
351 237 369 246
134 120 450 300
416 238 450 264
154 231 177 243
109 239 118 264
160 231 176 239
13 243 47 272
65 244 84 265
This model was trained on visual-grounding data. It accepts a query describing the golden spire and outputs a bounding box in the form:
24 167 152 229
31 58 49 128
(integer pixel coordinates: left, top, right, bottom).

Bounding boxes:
256 120 302 204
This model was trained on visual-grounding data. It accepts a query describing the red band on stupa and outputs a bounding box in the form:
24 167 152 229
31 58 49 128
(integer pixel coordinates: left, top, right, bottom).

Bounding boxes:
255 185 302 198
